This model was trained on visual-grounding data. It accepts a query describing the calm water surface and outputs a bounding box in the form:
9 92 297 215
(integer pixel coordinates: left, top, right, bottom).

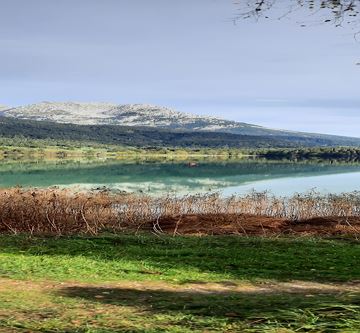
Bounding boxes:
1 158 360 196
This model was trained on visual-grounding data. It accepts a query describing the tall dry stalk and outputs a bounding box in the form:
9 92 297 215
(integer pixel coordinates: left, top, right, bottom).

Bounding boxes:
0 188 359 235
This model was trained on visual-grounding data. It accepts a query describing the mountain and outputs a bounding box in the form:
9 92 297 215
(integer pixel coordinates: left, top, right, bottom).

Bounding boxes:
2 102 269 134
1 101 360 146
0 116 357 148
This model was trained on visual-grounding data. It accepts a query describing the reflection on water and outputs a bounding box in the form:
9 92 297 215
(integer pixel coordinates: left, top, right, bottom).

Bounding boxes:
1 158 360 196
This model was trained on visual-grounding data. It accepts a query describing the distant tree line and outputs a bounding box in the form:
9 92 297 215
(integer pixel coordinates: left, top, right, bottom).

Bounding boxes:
251 147 360 161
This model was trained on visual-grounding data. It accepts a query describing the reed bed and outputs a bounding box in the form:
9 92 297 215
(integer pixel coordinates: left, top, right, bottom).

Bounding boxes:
0 188 360 235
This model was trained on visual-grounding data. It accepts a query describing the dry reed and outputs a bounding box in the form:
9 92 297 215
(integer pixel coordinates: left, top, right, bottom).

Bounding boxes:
0 188 360 235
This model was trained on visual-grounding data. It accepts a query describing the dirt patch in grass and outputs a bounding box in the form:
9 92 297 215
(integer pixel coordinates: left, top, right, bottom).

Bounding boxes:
1 278 359 295
1 278 359 333
148 213 360 236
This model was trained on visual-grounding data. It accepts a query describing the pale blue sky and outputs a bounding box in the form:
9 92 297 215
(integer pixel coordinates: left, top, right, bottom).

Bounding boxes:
1 0 360 136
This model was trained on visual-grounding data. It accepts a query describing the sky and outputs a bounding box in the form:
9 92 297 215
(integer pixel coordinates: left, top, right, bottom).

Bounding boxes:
1 0 360 136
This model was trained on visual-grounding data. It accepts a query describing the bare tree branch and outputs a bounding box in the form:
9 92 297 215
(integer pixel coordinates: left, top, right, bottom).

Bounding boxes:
233 1 360 63
233 0 360 27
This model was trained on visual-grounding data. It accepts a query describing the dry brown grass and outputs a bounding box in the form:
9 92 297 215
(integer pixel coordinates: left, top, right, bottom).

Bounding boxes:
0 188 118 235
0 188 360 235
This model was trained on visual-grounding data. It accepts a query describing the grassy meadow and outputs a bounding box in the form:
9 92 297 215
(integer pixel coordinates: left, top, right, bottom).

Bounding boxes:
0 235 359 332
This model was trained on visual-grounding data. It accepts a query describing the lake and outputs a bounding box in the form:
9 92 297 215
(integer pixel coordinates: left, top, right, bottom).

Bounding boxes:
1 158 360 196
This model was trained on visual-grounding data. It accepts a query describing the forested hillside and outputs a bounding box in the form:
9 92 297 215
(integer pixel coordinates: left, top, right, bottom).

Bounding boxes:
0 116 360 149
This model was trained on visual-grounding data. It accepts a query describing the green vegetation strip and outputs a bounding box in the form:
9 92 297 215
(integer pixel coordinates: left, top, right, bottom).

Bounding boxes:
0 235 359 283
0 235 359 332
2 134 360 163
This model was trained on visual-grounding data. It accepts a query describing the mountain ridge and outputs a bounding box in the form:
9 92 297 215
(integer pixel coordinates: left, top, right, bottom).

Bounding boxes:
1 116 359 149
2 101 360 145
0 105 8 112
2 101 265 132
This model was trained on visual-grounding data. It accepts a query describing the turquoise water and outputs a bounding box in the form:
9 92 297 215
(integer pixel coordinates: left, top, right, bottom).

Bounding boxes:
0 159 360 196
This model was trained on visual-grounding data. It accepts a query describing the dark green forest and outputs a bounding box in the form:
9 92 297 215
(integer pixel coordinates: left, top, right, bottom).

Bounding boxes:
1 116 360 149
251 147 360 161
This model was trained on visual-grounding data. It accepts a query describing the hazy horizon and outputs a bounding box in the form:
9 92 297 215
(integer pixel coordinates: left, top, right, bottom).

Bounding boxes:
1 0 360 137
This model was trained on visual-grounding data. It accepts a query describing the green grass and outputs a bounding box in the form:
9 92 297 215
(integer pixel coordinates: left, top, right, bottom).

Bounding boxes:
0 234 359 332
0 235 359 283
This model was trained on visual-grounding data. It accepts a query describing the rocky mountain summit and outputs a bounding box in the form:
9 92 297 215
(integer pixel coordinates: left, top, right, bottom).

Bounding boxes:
1 101 358 143
1 101 301 137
